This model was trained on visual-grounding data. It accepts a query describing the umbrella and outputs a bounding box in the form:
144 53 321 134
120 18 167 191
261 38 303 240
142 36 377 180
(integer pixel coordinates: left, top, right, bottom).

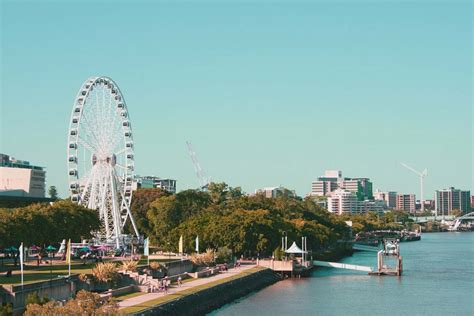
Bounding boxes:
30 245 41 251
97 245 109 251
5 246 18 252
45 245 57 252
80 246 90 252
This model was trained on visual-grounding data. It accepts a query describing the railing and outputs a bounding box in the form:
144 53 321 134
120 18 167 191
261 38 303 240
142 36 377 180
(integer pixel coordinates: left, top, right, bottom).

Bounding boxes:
313 260 373 273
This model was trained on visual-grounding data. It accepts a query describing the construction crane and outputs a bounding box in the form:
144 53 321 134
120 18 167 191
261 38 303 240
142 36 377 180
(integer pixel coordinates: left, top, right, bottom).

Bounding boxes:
186 141 210 190
400 162 428 212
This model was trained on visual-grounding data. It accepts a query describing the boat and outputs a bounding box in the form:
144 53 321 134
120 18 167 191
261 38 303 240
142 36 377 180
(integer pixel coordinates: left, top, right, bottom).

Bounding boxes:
400 230 421 242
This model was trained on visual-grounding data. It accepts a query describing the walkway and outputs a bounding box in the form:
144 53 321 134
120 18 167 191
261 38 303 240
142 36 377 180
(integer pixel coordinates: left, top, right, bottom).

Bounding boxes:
118 264 256 310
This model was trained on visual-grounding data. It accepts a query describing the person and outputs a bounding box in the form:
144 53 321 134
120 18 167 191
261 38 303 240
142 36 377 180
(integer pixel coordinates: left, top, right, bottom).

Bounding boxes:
177 276 182 287
5 270 12 277
36 255 40 267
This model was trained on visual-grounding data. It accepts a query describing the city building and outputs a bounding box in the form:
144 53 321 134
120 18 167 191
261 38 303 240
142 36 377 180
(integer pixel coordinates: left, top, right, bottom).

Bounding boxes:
255 186 297 198
327 189 359 215
327 189 384 215
435 187 471 215
396 194 416 213
132 175 177 193
311 170 373 200
374 190 397 209
0 153 46 198
305 194 328 209
359 200 386 213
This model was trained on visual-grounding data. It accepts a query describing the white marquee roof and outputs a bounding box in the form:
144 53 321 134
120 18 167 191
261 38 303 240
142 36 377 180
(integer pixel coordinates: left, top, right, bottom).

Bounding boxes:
285 241 307 254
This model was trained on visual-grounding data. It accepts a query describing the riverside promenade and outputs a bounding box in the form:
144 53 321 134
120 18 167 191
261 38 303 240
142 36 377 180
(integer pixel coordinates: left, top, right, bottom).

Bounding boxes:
119 264 257 313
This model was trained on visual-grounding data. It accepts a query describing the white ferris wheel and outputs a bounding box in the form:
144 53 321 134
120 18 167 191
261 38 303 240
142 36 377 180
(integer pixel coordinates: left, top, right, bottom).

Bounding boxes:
67 76 139 248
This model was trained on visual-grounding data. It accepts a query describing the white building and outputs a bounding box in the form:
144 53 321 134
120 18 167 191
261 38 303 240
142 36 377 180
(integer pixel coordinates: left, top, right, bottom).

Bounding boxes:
0 154 46 198
328 188 385 215
132 175 177 193
327 189 359 215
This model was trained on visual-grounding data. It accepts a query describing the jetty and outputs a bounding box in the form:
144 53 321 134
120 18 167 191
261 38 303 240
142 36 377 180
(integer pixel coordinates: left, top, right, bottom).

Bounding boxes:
259 238 403 277
315 238 402 276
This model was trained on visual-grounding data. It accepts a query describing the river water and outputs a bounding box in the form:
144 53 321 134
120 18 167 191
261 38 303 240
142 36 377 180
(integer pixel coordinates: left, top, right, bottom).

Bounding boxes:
211 232 474 315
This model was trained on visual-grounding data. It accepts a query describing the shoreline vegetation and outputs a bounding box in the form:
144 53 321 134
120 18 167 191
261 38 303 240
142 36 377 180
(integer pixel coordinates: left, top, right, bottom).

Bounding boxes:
127 183 355 261
0 184 465 314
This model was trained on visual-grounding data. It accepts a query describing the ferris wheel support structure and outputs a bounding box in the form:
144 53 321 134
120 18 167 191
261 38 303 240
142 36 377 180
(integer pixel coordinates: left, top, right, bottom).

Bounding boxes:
67 76 139 248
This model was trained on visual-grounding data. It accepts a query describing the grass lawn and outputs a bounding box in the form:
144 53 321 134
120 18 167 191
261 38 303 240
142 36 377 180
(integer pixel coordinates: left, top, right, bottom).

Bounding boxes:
112 291 146 302
0 257 182 286
0 261 96 286
137 258 178 266
122 266 265 314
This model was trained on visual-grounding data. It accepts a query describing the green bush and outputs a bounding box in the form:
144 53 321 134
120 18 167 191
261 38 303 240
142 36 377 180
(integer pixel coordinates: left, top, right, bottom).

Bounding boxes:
216 246 232 264
0 303 12 316
25 292 49 306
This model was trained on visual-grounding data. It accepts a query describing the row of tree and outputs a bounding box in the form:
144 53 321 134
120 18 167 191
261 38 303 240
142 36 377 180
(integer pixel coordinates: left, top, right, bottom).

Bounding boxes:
0 200 100 248
128 183 352 258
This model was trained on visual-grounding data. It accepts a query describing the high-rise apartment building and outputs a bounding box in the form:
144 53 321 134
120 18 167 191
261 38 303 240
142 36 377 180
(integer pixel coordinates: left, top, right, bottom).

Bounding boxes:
374 190 397 209
396 194 416 213
327 188 384 215
0 154 46 198
435 187 471 215
311 170 373 200
327 189 359 215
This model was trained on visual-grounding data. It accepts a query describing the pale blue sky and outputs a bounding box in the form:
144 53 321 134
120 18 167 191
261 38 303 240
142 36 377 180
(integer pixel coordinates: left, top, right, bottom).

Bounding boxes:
1 0 472 199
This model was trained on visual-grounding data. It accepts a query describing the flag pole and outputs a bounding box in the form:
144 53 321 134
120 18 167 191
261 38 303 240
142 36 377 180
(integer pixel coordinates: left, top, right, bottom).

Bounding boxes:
67 239 71 277
20 242 24 287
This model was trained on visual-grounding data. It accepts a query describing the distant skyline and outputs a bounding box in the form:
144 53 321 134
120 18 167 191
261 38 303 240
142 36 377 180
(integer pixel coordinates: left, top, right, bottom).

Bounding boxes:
1 1 472 198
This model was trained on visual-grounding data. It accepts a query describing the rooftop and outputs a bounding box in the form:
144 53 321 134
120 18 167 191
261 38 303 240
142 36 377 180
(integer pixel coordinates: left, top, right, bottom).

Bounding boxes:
0 153 44 171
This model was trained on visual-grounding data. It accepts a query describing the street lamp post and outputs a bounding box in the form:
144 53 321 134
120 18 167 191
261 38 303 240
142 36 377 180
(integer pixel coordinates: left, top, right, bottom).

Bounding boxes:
282 231 288 260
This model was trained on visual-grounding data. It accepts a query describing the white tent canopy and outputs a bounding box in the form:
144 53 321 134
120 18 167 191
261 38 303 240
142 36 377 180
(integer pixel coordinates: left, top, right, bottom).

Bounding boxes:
285 241 307 254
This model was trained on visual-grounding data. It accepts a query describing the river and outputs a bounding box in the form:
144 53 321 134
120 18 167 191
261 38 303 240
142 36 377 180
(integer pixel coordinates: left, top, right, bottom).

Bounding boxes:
210 232 474 315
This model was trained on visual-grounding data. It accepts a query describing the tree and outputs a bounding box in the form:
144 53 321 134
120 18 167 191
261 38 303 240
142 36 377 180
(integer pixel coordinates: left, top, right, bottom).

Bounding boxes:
24 290 118 316
134 182 351 259
48 186 58 200
0 200 100 248
450 209 462 217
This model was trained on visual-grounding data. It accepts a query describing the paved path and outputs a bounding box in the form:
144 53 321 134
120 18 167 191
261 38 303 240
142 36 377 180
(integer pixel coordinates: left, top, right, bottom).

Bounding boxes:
118 264 256 310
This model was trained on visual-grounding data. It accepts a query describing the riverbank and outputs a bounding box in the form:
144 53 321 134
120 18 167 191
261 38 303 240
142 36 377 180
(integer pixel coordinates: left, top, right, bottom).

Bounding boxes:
121 265 281 315
211 232 474 315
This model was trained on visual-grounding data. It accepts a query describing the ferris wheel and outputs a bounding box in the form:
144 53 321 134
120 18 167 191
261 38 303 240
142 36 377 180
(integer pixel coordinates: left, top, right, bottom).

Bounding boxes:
67 76 139 248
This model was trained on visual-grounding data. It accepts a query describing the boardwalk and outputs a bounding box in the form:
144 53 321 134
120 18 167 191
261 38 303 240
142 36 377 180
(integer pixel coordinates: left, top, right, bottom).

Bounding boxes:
118 264 257 310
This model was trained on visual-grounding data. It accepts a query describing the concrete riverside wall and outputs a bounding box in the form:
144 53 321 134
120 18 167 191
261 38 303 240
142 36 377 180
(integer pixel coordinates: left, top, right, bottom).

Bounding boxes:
0 275 79 311
131 268 281 316
100 285 137 298
258 259 294 271
164 259 193 276
190 267 221 279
